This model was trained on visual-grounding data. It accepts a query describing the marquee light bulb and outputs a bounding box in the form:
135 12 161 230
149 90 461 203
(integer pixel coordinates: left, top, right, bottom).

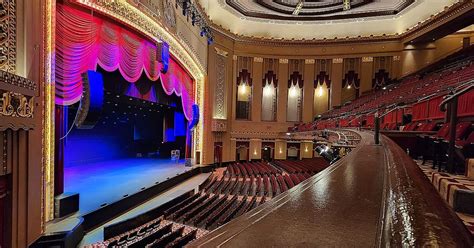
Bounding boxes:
347 84 351 89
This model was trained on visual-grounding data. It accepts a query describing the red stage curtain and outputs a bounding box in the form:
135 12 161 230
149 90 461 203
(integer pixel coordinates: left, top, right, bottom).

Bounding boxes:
56 4 194 120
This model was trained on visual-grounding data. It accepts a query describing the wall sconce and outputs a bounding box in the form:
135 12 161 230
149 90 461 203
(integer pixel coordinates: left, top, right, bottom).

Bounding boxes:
254 150 257 155
318 86 323 97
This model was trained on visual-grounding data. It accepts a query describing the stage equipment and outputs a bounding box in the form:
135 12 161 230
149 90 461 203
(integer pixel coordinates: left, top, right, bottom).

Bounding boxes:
54 193 79 218
157 41 170 73
315 145 338 164
188 104 200 130
75 70 104 129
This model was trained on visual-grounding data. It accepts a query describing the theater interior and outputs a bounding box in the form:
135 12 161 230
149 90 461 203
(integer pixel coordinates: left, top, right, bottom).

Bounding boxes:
2 0 474 247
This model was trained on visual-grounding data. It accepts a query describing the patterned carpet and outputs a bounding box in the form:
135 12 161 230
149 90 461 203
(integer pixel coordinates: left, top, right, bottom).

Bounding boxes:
416 160 474 235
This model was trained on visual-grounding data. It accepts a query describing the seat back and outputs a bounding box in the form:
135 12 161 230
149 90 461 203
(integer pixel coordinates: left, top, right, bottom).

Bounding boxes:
436 123 450 138
454 122 472 140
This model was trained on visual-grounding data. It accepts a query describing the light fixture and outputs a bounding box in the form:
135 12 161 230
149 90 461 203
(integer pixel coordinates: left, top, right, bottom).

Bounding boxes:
382 86 387 90
347 84 351 89
238 83 248 95
286 132 291 136
292 0 304 15
289 85 298 97
263 84 274 97
317 86 323 97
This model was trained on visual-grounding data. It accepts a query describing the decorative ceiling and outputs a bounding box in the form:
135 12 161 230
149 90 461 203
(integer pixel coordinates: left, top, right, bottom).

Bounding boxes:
225 0 414 21
197 0 461 40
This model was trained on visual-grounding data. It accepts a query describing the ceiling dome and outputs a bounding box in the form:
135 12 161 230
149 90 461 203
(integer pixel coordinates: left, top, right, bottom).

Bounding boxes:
198 0 460 40
226 0 414 21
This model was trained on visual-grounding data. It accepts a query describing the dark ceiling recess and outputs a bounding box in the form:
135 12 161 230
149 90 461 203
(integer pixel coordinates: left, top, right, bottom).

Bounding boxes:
407 8 474 44
225 0 414 21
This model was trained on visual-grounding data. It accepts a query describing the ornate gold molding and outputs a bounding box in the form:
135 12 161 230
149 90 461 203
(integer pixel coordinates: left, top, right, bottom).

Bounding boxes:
215 47 228 57
279 58 288 64
362 57 374 63
253 57 263 63
207 1 471 46
393 55 401 61
0 91 34 118
305 59 315 64
0 0 16 73
332 58 343 64
212 119 227 132
0 70 37 91
73 0 205 80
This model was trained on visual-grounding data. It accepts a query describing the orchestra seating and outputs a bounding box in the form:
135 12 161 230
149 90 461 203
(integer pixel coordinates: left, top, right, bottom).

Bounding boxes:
86 159 329 247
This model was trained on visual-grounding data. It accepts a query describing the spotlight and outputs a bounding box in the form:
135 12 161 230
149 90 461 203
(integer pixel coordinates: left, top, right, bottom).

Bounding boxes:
315 145 338 164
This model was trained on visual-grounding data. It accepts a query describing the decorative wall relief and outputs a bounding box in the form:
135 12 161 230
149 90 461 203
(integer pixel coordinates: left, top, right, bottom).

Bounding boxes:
0 91 34 118
162 0 176 29
0 0 16 73
214 47 227 119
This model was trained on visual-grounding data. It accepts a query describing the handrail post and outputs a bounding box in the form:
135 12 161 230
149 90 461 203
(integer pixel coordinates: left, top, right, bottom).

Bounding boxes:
447 97 458 173
374 112 380 145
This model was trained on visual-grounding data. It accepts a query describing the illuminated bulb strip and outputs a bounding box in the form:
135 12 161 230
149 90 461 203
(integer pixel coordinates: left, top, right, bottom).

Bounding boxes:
292 1 304 15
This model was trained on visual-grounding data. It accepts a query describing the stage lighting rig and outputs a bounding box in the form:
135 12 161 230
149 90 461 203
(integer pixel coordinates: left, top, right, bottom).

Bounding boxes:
176 0 214 45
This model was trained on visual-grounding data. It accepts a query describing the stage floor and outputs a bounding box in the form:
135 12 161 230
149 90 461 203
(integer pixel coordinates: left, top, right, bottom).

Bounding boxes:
64 158 192 214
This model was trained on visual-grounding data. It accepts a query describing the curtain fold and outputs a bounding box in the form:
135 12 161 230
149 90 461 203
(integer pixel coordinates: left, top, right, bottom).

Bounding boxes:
56 4 194 120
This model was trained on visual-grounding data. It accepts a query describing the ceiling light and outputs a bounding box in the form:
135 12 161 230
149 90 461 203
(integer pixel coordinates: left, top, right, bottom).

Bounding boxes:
292 0 304 15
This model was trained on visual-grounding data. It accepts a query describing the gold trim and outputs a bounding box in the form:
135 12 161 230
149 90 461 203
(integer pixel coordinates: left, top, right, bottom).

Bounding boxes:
0 91 34 118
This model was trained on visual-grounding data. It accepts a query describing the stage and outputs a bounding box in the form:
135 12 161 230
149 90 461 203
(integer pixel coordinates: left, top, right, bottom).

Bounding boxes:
64 158 192 214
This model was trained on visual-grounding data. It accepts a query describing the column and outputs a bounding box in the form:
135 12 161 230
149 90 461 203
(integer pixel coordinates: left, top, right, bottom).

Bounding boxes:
330 58 343 108
252 57 263 122
277 59 289 123
360 57 374 95
303 59 315 122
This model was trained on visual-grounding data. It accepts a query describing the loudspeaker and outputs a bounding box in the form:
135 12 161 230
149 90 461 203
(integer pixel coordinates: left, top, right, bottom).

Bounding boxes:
157 42 170 73
188 104 200 130
54 193 79 218
75 70 104 129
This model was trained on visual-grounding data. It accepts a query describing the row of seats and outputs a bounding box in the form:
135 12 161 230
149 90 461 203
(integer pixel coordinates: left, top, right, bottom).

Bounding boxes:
95 219 200 248
167 159 329 230
273 157 329 174
291 46 474 132
88 159 331 247
416 122 474 172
